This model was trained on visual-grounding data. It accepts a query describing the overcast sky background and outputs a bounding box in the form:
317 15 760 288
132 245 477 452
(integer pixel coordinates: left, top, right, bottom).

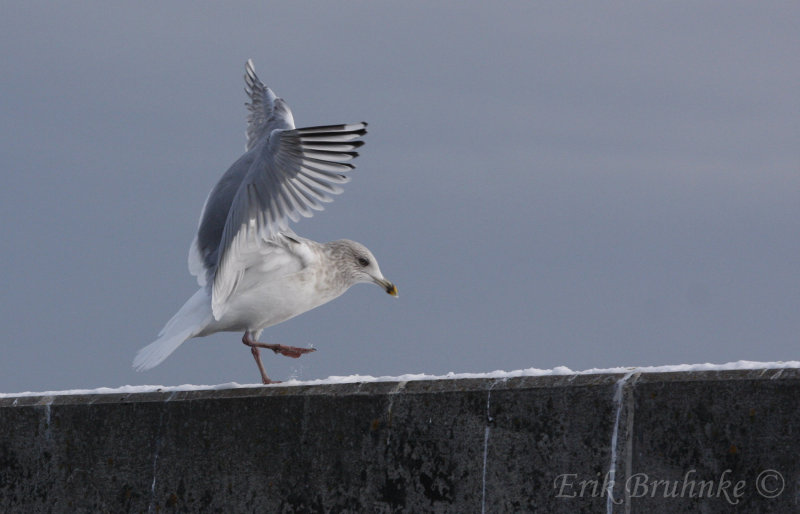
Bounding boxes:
1 3 798 392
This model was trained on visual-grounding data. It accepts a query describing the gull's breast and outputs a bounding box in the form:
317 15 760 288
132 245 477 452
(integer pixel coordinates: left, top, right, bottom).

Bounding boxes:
213 264 346 332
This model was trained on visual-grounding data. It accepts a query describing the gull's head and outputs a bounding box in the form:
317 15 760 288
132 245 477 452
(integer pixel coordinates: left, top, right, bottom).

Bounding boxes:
331 240 398 297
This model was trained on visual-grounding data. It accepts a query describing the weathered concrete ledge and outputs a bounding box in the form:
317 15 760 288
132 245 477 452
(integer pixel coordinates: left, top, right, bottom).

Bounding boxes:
1 369 799 512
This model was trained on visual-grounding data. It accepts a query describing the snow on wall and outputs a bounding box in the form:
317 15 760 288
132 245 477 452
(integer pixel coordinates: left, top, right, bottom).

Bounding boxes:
2 359 798 398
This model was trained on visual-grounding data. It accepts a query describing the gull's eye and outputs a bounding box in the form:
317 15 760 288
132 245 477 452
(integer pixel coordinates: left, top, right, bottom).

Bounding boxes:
357 257 370 267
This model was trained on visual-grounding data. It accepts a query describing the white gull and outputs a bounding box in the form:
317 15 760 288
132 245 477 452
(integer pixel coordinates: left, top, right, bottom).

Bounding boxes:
133 59 397 383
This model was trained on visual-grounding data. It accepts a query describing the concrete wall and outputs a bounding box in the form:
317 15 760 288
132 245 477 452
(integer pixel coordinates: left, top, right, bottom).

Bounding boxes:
1 369 799 512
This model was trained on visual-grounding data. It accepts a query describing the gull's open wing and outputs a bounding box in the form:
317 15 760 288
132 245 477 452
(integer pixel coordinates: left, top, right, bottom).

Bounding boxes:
201 60 367 318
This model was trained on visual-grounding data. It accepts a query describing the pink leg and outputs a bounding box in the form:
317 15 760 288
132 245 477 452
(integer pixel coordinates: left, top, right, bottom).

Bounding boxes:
241 332 316 384
249 346 277 384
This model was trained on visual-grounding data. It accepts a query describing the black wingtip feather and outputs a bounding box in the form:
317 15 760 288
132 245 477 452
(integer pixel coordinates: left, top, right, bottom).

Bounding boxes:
298 129 367 139
297 123 367 134
295 140 364 152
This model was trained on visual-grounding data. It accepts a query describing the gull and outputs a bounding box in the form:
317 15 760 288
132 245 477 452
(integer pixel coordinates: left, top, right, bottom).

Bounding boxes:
133 59 397 384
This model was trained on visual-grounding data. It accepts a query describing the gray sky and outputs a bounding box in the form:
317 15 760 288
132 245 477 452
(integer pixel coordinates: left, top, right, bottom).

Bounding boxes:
1 2 798 392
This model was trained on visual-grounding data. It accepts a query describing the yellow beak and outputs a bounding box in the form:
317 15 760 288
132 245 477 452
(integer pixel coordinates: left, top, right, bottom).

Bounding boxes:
376 278 398 297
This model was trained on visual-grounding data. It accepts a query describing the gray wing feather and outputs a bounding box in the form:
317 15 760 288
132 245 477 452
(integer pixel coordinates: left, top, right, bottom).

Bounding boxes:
197 61 367 318
190 151 256 287
245 59 293 151
211 122 367 318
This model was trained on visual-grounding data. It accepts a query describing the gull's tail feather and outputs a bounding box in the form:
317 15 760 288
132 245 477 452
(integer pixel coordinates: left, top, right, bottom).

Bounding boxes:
133 289 213 371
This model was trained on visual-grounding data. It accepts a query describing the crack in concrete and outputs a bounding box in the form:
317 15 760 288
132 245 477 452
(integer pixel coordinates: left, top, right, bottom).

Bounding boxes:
606 371 636 514
482 378 507 514
148 410 166 514
622 375 637 514
385 381 407 448
39 396 55 442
